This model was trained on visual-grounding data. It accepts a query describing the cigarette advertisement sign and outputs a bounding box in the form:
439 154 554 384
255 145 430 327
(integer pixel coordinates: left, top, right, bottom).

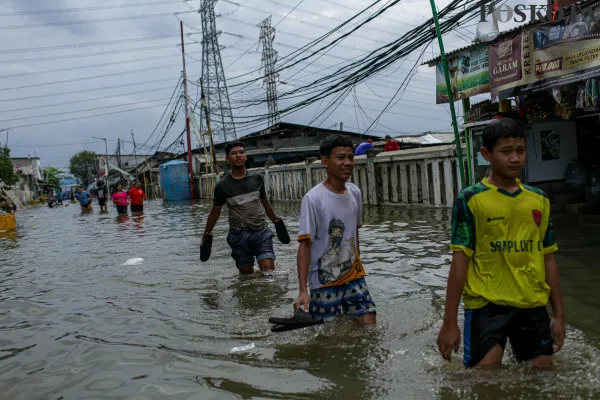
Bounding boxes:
491 2 600 99
435 44 490 104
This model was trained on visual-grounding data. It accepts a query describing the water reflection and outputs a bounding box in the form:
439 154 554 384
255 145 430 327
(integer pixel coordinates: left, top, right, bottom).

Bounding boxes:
0 201 598 399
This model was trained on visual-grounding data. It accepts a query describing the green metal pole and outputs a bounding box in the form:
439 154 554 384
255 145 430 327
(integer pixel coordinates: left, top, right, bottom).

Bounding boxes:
428 0 466 188
465 127 473 185
462 98 473 185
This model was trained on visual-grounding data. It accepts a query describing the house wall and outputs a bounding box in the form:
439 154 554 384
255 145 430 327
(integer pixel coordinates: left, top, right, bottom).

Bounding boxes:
526 121 578 183
11 158 42 181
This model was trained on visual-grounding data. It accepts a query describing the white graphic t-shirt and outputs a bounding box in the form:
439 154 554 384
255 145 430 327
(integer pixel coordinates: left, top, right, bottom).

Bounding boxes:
298 182 365 290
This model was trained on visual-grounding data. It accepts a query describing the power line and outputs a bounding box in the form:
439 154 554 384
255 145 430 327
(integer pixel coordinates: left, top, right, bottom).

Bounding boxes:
9 141 113 148
5 103 173 130
136 78 183 151
0 32 200 54
0 0 188 16
1 85 177 113
0 97 173 124
3 63 183 91
0 43 179 64
0 51 202 79
0 78 172 103
0 11 196 30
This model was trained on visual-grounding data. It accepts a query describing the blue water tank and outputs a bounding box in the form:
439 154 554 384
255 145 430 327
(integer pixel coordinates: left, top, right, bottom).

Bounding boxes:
159 160 190 201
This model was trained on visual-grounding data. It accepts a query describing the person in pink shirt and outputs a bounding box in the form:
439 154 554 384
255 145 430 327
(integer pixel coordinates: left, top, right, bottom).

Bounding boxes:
112 183 129 215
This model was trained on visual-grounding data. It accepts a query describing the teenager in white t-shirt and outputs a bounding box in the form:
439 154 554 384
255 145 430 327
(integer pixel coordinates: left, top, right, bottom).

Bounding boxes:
293 135 376 325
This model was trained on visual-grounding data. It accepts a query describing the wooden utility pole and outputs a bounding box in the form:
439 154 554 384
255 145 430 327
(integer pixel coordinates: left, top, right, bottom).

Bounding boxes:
200 78 219 175
180 21 195 200
131 129 138 179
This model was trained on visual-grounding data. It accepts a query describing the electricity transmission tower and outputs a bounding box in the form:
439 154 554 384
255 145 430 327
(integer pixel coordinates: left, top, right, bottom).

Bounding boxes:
258 16 280 127
200 0 237 143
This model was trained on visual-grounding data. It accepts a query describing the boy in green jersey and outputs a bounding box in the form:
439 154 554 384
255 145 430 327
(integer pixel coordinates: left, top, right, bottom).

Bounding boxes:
437 118 565 368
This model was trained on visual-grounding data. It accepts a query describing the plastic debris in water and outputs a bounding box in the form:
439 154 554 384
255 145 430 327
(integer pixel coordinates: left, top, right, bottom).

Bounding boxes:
230 343 255 353
122 258 144 265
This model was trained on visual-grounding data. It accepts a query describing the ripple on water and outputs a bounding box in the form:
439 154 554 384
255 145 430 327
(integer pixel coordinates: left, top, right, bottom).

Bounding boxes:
0 201 599 399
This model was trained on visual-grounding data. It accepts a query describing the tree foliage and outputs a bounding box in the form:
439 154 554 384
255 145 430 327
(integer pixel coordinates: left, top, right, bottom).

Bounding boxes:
43 167 63 187
0 147 16 186
69 150 97 187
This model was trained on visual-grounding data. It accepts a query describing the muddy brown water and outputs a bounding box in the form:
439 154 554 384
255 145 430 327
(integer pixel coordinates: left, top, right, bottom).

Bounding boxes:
0 201 599 399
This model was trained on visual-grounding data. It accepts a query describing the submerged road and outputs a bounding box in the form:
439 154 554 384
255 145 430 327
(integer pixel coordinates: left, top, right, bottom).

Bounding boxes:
0 200 599 399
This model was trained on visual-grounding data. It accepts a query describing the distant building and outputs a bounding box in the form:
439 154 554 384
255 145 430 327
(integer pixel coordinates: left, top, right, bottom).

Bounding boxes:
97 154 153 170
10 157 43 203
10 157 43 181
185 122 381 171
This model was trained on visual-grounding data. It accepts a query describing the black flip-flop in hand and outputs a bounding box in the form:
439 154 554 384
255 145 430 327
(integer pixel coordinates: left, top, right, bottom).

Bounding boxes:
268 308 323 332
200 233 213 262
274 218 290 244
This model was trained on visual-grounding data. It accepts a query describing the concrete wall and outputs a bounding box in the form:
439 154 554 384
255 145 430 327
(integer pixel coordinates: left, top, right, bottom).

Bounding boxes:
199 145 466 208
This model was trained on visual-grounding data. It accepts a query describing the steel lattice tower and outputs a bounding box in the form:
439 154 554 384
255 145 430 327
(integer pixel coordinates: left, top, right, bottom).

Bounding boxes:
258 16 280 127
200 0 237 142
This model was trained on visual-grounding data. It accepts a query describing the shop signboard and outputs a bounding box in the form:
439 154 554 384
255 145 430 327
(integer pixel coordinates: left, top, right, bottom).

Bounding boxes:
490 2 600 99
435 44 490 104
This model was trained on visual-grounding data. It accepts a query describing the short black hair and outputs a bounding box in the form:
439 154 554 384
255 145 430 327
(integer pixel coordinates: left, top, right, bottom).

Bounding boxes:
319 134 354 158
482 118 525 151
225 140 245 156
97 180 104 187
385 135 392 140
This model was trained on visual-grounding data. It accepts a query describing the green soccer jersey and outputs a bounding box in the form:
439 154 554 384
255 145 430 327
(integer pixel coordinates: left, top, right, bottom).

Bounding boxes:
450 177 558 309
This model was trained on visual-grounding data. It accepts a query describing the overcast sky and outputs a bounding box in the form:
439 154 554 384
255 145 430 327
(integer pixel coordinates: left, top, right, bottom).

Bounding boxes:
0 0 499 169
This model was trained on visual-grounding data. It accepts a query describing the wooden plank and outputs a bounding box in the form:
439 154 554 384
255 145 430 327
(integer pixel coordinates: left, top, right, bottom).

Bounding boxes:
381 164 389 203
390 163 399 203
443 158 454 207
410 162 419 204
264 168 270 199
421 161 430 205
366 156 378 205
359 166 368 204
305 165 312 192
432 160 442 206
400 163 408 204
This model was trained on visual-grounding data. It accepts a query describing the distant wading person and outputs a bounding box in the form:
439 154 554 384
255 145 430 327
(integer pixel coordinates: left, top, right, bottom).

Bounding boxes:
437 118 565 369
200 140 290 274
112 184 128 216
129 180 146 214
97 181 108 213
77 187 93 212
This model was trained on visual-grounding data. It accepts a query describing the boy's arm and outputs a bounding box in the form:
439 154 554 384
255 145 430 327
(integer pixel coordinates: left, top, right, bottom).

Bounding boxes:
293 240 311 311
544 253 565 352
202 205 222 237
260 198 279 222
438 251 470 361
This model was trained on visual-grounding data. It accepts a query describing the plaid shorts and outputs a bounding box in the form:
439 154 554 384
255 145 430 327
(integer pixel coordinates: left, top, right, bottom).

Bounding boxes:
309 277 376 319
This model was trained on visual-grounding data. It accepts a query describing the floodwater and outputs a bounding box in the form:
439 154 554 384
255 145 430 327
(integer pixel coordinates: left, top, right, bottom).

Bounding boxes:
0 200 599 400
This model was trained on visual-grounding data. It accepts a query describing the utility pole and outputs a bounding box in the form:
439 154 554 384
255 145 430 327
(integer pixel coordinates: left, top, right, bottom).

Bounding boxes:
428 0 466 188
91 136 110 197
180 21 195 200
200 78 219 175
131 129 138 179
117 138 122 169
